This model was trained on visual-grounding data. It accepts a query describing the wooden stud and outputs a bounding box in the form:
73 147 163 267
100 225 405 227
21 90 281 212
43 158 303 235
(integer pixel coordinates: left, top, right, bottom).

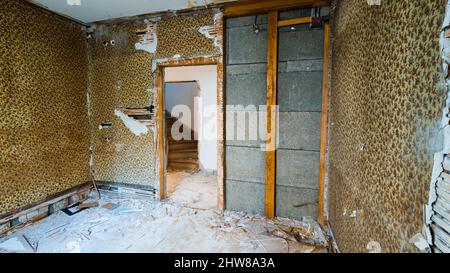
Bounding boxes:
318 23 330 225
277 16 312 27
216 13 225 211
265 11 278 219
223 0 330 18
157 68 165 201
216 61 225 211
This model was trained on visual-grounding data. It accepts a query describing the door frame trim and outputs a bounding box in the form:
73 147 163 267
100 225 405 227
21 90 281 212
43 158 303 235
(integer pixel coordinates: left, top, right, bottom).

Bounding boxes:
155 57 225 210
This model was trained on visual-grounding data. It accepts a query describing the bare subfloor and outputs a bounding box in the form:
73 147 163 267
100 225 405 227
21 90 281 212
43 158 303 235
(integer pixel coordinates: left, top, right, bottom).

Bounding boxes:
166 171 217 210
0 172 328 253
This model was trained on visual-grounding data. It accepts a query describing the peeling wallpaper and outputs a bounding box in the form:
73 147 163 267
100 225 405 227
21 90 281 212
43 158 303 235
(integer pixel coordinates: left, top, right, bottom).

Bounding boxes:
87 23 155 187
0 0 90 214
328 0 446 252
156 13 221 59
0 2 222 215
2 0 445 254
87 11 222 188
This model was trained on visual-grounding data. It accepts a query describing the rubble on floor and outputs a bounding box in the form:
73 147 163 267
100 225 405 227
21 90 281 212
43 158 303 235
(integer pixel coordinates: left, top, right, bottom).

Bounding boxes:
166 171 217 210
0 172 329 253
0 195 329 253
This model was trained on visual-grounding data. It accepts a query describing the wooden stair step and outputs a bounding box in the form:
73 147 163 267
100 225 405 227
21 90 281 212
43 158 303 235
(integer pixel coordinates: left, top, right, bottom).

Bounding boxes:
169 142 198 150
169 148 197 153
169 159 198 164
169 138 198 144
168 161 199 171
170 139 198 143
168 164 199 172
169 153 198 160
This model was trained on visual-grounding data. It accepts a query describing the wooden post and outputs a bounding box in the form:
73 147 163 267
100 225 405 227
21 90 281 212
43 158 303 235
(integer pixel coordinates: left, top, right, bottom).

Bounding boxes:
157 68 165 201
318 23 330 225
265 11 278 219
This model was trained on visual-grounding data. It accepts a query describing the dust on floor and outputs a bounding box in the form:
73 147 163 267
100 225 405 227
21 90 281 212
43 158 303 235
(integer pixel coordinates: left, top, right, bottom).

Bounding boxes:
166 171 217 210
0 172 329 253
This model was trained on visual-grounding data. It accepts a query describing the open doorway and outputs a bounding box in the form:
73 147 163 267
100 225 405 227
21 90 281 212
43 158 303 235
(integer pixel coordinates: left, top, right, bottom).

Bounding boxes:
162 65 218 210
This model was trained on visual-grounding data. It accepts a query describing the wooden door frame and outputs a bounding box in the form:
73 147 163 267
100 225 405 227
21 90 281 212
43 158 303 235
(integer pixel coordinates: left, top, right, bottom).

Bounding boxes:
318 23 330 225
223 0 330 18
155 57 225 210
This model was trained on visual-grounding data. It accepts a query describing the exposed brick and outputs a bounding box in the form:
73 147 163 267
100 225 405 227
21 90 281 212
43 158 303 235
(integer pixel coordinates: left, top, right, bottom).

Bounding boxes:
10 218 20 227
34 207 49 221
18 214 27 223
26 210 38 220
49 198 69 214
69 194 80 205
80 190 90 199
38 206 49 215
0 222 10 233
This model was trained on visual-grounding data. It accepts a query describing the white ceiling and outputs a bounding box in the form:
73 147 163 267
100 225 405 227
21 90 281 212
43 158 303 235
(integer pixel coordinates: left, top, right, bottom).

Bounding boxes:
30 0 236 23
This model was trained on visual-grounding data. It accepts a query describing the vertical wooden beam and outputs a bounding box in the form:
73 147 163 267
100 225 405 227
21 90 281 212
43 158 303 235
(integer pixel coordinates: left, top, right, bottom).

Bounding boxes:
318 23 330 225
157 67 165 201
217 13 226 211
265 10 278 219
217 62 225 211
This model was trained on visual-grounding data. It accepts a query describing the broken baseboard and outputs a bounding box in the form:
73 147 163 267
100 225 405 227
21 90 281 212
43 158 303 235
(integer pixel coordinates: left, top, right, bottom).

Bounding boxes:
95 181 157 199
0 182 92 237
322 220 340 253
0 181 156 237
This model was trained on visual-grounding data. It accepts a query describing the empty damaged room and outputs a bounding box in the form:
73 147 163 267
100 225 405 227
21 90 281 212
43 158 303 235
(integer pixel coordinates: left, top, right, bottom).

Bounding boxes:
1 0 450 260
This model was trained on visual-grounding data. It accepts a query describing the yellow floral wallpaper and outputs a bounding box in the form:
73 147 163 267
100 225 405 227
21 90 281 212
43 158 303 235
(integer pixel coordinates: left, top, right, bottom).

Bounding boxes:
0 0 221 215
0 0 90 215
87 12 221 187
328 0 446 252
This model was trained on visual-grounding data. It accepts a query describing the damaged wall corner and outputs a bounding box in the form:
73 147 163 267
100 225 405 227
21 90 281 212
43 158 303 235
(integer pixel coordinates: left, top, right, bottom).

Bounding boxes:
85 9 223 191
134 21 158 53
424 0 450 253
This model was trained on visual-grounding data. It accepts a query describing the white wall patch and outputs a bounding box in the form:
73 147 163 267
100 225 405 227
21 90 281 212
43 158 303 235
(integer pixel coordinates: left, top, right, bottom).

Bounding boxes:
198 12 222 49
135 23 157 53
86 92 91 116
114 109 148 136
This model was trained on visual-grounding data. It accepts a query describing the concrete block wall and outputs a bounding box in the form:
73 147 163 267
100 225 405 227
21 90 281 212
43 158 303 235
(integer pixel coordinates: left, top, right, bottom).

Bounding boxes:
276 8 324 219
225 15 268 215
225 10 325 218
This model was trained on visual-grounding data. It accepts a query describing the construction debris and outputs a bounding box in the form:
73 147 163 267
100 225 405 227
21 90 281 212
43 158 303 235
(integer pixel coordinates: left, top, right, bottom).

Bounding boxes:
0 172 329 253
0 236 34 253
22 235 38 252
102 203 119 210
77 202 99 209
0 191 329 253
